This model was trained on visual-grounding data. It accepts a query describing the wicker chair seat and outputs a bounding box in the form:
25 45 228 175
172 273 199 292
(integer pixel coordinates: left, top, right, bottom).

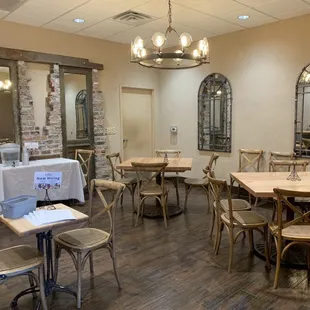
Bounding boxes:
140 184 169 196
55 228 110 250
221 210 267 227
269 222 310 240
221 199 251 211
0 245 43 276
184 178 206 186
118 177 137 185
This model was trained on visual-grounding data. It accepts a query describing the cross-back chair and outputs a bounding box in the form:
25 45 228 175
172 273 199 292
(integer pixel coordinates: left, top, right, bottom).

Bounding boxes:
184 153 219 212
271 188 310 289
208 175 270 273
270 159 309 172
268 151 295 171
75 149 94 192
132 162 169 228
106 152 138 211
0 245 47 310
232 149 264 207
155 149 181 206
54 179 125 308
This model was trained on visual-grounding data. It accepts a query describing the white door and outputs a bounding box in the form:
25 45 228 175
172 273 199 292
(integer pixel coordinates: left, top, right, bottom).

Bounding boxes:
121 87 153 160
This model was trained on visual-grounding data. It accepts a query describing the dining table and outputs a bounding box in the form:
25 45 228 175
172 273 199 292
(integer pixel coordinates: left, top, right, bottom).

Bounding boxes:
0 203 88 308
116 157 193 217
230 171 310 269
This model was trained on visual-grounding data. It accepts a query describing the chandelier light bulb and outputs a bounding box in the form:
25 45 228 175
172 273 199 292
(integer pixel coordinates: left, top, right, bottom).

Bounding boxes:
151 32 166 48
138 48 147 58
217 90 222 95
180 33 192 48
193 49 200 58
306 73 310 82
134 36 144 49
173 50 183 65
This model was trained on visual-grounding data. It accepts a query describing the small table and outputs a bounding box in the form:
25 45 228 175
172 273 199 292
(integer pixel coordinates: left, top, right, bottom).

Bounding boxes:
230 171 310 269
0 158 86 202
0 203 88 307
117 157 193 217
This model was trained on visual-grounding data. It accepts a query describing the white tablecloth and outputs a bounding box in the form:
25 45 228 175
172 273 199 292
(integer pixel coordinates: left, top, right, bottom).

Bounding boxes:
0 158 86 202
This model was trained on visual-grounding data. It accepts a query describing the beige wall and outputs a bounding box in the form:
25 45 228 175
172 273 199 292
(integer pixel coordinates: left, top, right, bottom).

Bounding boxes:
159 14 310 179
0 20 160 155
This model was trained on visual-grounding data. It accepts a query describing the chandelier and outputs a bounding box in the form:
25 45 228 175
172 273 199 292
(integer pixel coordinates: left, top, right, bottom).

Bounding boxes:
130 0 210 69
0 80 12 91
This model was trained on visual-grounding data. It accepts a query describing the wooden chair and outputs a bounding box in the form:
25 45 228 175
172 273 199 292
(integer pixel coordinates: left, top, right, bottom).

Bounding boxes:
270 160 309 220
155 150 181 206
132 162 169 228
75 149 94 192
208 175 270 273
106 152 138 212
231 149 263 208
271 188 310 289
0 245 47 310
268 151 295 171
184 153 219 212
54 179 125 308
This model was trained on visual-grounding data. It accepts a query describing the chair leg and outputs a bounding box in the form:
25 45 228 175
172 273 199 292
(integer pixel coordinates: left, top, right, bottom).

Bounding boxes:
175 178 180 207
89 253 94 275
120 192 124 210
254 197 258 208
273 237 282 289
54 245 61 283
263 225 271 271
210 208 215 238
184 185 193 211
108 244 121 289
28 274 37 299
162 197 168 228
135 198 142 227
215 222 223 254
228 227 234 273
248 230 254 254
39 267 48 310
130 185 136 213
76 252 82 309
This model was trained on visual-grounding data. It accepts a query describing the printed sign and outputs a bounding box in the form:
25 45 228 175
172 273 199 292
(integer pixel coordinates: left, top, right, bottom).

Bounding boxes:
34 172 62 190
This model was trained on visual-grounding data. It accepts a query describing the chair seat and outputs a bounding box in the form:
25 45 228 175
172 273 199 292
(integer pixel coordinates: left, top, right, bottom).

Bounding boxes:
0 245 43 276
222 210 267 227
269 222 310 240
221 199 251 211
119 177 137 185
140 184 169 196
164 173 179 179
184 178 206 186
55 228 110 250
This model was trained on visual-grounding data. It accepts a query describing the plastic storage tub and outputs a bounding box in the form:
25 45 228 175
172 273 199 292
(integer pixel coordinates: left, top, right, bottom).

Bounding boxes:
0 143 20 167
0 195 37 219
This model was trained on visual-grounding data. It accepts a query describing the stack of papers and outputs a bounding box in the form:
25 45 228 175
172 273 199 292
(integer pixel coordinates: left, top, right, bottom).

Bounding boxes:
24 209 76 226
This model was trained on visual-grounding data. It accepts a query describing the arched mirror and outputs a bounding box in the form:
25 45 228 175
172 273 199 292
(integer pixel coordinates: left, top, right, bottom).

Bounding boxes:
294 64 310 157
198 73 232 152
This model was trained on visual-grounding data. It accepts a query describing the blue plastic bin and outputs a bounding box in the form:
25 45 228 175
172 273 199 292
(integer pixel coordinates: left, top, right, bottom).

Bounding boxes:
0 195 37 219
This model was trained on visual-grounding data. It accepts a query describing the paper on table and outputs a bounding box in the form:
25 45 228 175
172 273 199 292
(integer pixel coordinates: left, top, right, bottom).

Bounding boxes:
24 209 76 226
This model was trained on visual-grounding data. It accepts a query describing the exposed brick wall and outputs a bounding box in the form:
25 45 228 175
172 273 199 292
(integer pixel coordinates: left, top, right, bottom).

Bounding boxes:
92 69 109 179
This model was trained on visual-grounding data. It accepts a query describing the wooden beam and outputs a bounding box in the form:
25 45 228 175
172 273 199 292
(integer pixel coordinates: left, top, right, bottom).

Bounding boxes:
0 46 103 70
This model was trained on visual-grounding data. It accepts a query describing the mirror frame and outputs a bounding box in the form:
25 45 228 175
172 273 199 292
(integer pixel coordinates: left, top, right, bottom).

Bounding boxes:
198 72 232 153
0 59 19 144
59 66 94 157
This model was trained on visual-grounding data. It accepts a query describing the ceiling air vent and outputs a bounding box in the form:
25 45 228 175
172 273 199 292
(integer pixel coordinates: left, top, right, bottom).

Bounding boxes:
0 0 27 12
112 10 153 26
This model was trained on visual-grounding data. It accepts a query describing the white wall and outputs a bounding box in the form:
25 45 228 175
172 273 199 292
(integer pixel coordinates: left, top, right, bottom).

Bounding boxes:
158 15 310 180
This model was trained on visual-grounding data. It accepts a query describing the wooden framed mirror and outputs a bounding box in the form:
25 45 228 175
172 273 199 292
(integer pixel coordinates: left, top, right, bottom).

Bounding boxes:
198 73 232 152
0 59 19 145
60 67 94 158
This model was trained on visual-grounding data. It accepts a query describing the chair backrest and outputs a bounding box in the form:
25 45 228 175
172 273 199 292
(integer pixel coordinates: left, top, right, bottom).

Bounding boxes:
88 179 125 240
131 162 168 195
207 175 234 226
203 152 219 178
238 149 263 172
269 151 295 171
75 149 94 185
273 188 310 240
155 150 181 158
270 160 309 172
106 152 126 181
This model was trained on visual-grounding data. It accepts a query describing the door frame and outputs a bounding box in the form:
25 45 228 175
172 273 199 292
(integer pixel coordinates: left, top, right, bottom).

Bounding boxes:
119 86 155 159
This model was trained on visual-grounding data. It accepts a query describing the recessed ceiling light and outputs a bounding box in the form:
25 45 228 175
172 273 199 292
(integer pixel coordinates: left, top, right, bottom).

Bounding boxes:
238 15 250 20
73 18 85 23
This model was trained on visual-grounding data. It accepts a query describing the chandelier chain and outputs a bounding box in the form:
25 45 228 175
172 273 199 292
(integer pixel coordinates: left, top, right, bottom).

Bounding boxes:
168 0 172 28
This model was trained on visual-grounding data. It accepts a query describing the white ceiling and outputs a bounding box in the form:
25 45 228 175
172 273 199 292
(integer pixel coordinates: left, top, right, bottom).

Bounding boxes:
1 0 310 45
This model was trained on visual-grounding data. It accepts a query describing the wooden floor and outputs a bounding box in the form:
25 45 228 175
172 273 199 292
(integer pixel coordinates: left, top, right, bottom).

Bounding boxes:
1 185 310 310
